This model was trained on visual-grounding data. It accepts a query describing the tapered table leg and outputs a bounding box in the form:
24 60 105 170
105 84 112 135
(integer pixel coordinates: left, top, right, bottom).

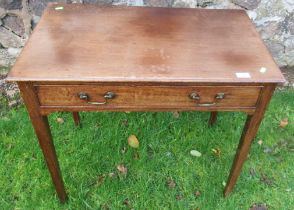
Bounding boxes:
208 111 218 126
18 82 68 203
224 84 276 196
72 112 80 126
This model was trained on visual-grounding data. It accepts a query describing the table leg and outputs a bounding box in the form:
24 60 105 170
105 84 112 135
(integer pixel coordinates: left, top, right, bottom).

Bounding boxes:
208 111 218 126
72 112 80 126
224 84 276 196
18 82 68 202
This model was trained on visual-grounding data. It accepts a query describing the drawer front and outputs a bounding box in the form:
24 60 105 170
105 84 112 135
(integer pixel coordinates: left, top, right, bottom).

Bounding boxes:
36 85 261 108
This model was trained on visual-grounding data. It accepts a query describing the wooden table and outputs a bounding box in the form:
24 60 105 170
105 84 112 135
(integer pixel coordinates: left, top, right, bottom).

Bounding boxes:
7 3 285 202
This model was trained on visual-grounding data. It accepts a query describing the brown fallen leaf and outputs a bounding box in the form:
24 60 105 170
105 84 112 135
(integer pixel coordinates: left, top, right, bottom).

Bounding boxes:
277 139 294 152
279 118 288 128
166 178 176 189
56 117 64 124
31 153 37 160
128 135 139 148
101 203 110 210
249 168 256 177
172 111 180 118
176 194 183 200
249 203 268 210
263 139 294 155
212 148 221 156
194 190 201 197
123 198 131 207
95 122 102 128
96 175 105 186
117 164 128 175
133 151 140 160
108 172 116 178
260 173 274 186
122 119 128 127
121 147 127 154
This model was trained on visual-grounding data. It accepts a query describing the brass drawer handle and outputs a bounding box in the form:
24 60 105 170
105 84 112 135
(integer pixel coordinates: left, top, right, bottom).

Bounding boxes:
87 101 107 105
78 91 115 105
190 92 225 107
215 92 225 99
197 102 216 107
190 92 225 100
190 92 200 100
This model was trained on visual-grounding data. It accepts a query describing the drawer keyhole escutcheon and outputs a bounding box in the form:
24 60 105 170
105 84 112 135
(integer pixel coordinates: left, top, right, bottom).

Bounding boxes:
78 91 115 105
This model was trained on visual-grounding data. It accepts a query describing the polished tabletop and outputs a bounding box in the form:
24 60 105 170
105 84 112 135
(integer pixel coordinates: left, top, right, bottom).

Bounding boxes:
7 3 285 83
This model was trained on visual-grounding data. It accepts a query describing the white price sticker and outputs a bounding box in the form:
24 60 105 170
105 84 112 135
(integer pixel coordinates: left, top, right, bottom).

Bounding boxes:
55 6 64 10
260 67 267 73
235 72 251 78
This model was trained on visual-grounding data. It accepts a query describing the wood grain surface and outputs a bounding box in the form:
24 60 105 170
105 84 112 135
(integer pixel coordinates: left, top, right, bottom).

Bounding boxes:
36 84 261 107
7 3 285 83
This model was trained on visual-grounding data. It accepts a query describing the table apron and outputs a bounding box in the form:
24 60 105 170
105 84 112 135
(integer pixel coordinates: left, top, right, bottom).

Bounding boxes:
35 84 262 115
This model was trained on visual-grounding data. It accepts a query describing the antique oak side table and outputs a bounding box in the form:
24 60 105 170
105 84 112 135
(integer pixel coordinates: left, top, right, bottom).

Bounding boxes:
7 3 285 202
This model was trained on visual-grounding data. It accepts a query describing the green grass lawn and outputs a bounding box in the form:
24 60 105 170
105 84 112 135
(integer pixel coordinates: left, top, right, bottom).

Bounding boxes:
0 89 293 209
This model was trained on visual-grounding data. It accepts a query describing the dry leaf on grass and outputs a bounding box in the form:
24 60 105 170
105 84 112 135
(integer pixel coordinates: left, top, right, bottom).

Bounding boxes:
95 122 102 128
277 139 294 152
96 175 105 186
190 150 202 157
194 191 201 197
263 139 294 155
128 135 139 148
121 119 128 127
108 172 116 178
249 168 256 177
166 178 176 188
101 203 110 210
249 203 268 210
31 153 37 161
260 173 274 186
133 151 140 160
56 117 64 124
117 164 128 175
279 118 288 128
176 194 183 200
257 140 263 145
121 147 127 154
123 198 131 207
172 111 180 118
212 148 221 156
